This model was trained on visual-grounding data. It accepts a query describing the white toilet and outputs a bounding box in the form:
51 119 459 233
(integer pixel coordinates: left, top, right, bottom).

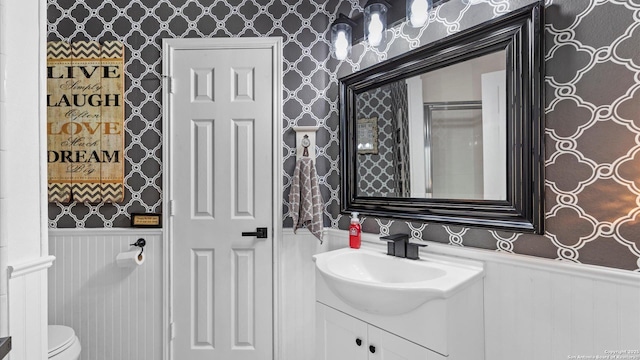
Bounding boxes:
48 325 81 360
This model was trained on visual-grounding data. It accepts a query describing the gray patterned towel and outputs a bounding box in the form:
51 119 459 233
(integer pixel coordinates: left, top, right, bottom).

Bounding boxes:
289 158 324 243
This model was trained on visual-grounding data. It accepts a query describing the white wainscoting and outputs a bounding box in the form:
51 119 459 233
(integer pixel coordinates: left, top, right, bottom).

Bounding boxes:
481 253 640 360
48 228 640 360
50 228 325 360
281 229 640 360
48 229 163 360
7 256 54 360
278 229 344 360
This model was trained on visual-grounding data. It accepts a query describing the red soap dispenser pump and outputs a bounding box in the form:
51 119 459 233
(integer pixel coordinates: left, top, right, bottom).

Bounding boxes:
349 212 361 249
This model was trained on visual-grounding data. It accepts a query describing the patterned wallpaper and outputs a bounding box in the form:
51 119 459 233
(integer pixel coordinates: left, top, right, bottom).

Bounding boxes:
47 0 640 271
352 81 411 198
336 0 640 272
356 86 396 197
47 0 349 228
389 80 411 197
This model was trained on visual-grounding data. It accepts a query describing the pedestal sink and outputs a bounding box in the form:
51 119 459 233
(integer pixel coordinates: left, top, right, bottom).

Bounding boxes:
313 246 484 315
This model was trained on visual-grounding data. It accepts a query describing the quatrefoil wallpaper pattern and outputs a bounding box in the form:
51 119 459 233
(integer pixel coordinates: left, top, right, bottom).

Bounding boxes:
356 86 396 197
47 0 345 228
48 0 640 271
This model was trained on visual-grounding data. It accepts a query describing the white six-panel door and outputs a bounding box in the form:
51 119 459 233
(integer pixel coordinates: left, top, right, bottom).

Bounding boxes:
166 39 277 360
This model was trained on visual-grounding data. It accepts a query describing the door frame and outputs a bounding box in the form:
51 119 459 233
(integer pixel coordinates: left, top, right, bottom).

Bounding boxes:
161 37 283 360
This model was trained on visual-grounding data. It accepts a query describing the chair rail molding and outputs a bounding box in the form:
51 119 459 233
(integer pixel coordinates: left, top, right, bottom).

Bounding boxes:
8 255 55 279
48 228 163 236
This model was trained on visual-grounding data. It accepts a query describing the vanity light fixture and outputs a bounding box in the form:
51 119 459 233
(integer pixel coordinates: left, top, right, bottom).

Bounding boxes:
364 0 390 47
330 0 447 59
330 14 355 61
406 0 432 28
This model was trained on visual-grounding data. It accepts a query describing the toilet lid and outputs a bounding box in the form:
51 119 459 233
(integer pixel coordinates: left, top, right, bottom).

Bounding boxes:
48 325 76 356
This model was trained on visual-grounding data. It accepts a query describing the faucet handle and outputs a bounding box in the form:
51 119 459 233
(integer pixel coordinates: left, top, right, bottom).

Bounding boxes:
380 234 409 242
406 241 428 260
380 234 409 257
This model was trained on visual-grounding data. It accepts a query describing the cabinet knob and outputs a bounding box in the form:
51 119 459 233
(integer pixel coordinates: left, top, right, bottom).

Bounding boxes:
369 345 376 353
355 338 362 346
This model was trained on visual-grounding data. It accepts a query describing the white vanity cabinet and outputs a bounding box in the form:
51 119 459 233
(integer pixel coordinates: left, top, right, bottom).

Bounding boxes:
313 246 486 359
316 302 446 360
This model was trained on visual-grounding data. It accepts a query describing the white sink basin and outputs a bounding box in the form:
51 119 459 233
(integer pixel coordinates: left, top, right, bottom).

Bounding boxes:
313 246 484 315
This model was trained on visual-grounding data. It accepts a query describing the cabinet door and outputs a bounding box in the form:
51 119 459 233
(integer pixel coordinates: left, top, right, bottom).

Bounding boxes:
316 303 368 360
367 325 446 360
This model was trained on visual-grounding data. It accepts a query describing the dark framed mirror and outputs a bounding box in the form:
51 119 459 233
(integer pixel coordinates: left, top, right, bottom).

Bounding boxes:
340 3 544 233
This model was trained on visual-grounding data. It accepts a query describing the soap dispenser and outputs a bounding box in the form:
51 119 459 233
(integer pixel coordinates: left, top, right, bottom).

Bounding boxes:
349 212 361 249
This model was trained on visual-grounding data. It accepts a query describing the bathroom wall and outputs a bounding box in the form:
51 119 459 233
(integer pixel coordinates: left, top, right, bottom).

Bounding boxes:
281 2 640 358
48 230 163 360
44 1 640 359
480 250 639 359
46 0 347 229
42 0 640 360
278 230 333 360
2 1 50 359
48 0 640 271
0 0 6 336
46 2 353 359
335 0 640 272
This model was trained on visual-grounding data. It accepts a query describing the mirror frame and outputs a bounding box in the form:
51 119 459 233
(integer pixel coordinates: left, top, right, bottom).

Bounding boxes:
339 3 544 233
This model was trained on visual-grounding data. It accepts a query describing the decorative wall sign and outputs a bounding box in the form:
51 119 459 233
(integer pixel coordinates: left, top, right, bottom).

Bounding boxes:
47 41 124 203
131 213 162 228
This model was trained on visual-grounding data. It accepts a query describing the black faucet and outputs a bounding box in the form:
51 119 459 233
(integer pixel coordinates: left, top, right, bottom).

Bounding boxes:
380 234 427 260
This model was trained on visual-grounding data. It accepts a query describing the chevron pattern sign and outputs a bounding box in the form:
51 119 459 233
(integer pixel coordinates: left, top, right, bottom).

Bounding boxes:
47 41 125 203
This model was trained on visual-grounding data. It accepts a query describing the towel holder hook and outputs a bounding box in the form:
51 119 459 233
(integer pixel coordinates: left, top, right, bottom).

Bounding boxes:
293 126 319 161
302 135 310 157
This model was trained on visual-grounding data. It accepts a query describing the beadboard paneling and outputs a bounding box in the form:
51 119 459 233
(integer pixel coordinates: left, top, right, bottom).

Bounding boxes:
8 258 52 360
9 270 46 360
484 261 640 359
278 229 343 360
48 230 163 360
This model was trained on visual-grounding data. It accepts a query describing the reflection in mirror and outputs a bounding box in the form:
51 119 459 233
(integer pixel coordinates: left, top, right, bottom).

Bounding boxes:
356 82 411 197
427 102 485 199
355 50 507 200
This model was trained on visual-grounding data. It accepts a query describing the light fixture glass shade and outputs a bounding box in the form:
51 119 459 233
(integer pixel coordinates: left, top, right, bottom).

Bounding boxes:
331 15 353 60
407 0 432 28
365 2 387 47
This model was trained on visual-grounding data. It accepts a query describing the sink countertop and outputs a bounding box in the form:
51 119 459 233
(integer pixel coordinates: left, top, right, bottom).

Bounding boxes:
0 337 11 360
313 244 485 316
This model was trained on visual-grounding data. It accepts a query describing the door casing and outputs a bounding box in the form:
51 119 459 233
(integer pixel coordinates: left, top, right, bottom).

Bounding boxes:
161 37 283 360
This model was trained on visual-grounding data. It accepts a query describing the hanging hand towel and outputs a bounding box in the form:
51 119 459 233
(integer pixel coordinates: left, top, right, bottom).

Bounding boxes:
289 157 324 243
